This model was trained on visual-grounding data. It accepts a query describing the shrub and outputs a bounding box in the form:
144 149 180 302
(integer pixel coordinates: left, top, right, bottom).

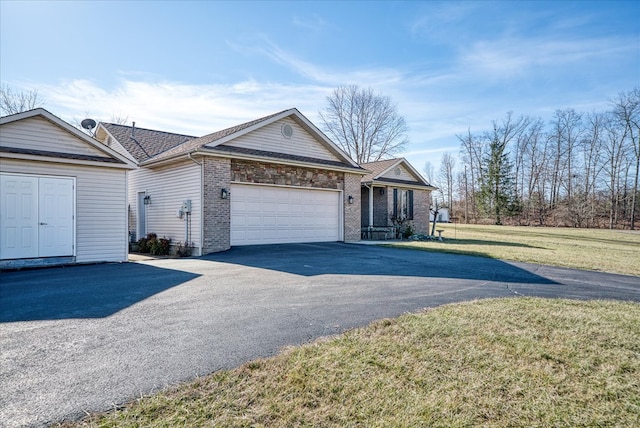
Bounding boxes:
136 233 165 254
149 237 171 256
174 241 194 257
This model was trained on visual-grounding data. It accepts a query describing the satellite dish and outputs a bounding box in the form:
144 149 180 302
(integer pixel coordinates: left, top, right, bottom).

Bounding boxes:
81 118 97 131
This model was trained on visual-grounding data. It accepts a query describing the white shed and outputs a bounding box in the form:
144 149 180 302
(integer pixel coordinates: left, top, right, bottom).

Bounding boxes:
0 109 135 269
430 207 450 223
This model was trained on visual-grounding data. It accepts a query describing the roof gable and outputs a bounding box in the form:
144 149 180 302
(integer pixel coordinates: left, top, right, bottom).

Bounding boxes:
143 109 361 170
0 108 135 168
219 117 341 163
360 158 434 188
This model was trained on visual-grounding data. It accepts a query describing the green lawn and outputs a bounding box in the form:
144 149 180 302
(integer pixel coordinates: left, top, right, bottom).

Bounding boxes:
391 224 640 276
61 298 640 427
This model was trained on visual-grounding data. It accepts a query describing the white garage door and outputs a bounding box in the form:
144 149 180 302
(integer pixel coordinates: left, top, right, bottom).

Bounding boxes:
1 174 74 260
231 184 342 245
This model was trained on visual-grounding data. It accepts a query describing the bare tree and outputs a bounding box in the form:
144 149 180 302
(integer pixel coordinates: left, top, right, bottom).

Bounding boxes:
579 112 606 227
319 85 408 163
612 88 640 229
0 84 45 115
438 152 456 214
602 112 629 229
423 161 435 185
458 128 485 223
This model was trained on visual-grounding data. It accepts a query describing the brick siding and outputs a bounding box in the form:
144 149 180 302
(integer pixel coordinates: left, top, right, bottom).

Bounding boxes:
202 157 231 254
343 173 361 242
413 189 431 234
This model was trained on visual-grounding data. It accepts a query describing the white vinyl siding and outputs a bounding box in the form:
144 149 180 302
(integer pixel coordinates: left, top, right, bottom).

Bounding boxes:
128 160 201 253
0 159 127 263
0 117 109 158
219 118 339 162
380 164 417 182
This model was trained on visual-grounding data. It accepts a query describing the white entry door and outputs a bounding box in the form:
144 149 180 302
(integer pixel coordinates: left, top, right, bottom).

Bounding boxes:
0 174 74 260
38 177 74 257
230 184 341 246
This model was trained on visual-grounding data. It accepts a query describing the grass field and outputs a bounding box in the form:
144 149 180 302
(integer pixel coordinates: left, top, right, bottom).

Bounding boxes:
61 298 640 427
390 224 640 276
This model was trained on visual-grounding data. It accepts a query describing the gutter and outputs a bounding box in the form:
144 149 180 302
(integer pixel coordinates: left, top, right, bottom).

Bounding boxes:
142 149 368 175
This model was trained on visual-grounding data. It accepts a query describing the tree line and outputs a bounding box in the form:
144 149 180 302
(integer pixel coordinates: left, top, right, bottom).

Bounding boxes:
433 88 639 229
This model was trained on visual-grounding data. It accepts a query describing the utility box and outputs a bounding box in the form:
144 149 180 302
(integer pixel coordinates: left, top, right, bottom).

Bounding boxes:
182 200 192 213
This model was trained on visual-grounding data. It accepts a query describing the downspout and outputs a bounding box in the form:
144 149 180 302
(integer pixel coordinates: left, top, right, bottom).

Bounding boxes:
188 152 204 256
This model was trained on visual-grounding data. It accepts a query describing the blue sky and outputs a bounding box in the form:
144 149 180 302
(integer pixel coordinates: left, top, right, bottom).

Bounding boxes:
1 0 638 175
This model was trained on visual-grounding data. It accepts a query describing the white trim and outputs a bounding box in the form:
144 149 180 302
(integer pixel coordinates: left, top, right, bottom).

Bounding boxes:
1 108 136 168
230 181 343 193
373 158 430 186
368 180 437 191
162 150 366 175
0 151 134 169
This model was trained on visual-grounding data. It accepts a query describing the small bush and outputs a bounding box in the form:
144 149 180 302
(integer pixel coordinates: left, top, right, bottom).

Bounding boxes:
174 241 194 257
149 237 171 256
135 233 171 255
137 237 150 253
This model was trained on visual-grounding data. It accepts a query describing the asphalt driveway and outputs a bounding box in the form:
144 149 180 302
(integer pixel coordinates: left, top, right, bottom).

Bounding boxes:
1 243 639 427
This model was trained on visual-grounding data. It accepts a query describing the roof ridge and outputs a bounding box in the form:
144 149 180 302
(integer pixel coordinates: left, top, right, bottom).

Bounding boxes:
102 122 197 139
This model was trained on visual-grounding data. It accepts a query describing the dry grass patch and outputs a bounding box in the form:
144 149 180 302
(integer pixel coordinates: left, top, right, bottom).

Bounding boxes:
61 298 640 427
391 224 640 276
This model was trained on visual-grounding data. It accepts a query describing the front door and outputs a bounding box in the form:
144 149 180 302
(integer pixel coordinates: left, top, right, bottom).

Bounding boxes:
0 174 74 260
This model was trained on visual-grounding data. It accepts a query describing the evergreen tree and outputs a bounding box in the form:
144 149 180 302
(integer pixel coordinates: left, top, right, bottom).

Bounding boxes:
479 132 519 225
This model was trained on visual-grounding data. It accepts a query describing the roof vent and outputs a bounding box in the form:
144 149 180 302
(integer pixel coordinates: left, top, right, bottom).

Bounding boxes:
281 123 293 138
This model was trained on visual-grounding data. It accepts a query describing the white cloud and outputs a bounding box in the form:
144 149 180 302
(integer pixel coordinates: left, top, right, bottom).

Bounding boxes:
292 14 328 32
458 35 635 81
37 78 330 136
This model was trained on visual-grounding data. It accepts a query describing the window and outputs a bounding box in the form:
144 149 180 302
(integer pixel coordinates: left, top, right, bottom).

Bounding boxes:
393 189 414 220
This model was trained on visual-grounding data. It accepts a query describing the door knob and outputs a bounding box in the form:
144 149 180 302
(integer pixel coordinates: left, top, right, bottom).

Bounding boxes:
39 222 48 225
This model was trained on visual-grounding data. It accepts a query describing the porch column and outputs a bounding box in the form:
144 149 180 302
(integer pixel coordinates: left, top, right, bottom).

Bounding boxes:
368 185 374 228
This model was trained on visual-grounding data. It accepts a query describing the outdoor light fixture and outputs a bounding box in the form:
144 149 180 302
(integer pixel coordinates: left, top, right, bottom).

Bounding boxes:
348 195 354 204
379 188 385 195
221 188 229 199
143 195 151 205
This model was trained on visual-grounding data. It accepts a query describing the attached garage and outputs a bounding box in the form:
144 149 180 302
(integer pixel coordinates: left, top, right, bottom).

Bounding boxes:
0 109 135 268
230 183 342 245
95 108 365 255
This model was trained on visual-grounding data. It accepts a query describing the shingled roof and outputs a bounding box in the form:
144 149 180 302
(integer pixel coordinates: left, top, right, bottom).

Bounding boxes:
145 110 285 164
360 159 401 182
100 109 364 172
101 123 196 163
360 158 435 189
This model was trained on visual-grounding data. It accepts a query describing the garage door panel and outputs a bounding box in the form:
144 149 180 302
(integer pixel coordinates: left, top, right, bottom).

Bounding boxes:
231 184 341 246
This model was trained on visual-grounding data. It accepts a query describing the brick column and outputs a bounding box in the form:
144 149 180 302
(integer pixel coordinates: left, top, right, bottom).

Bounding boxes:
343 173 361 242
202 157 231 253
413 189 431 235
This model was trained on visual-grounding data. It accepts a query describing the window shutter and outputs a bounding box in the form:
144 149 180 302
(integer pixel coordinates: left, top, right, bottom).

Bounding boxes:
408 190 414 219
393 188 398 219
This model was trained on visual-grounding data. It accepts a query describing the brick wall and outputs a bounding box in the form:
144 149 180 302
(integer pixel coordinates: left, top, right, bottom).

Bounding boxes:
343 173 361 242
377 187 392 226
413 189 431 234
202 157 231 253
